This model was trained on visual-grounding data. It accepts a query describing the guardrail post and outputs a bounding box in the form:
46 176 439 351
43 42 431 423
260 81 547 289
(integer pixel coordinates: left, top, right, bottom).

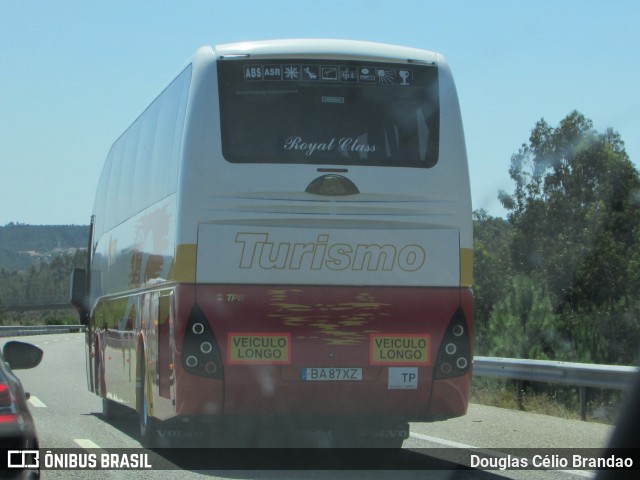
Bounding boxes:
473 356 638 420
516 379 524 410
579 386 587 421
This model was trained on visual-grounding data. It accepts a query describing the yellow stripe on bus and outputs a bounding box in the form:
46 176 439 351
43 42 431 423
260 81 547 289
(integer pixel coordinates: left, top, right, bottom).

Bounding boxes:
460 248 473 287
174 244 197 282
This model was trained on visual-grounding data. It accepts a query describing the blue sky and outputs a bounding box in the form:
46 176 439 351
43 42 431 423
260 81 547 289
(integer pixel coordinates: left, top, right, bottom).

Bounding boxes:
1 0 638 225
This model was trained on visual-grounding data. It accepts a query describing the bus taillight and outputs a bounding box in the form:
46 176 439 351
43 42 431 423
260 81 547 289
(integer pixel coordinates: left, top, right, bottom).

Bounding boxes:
182 305 224 380
434 308 471 379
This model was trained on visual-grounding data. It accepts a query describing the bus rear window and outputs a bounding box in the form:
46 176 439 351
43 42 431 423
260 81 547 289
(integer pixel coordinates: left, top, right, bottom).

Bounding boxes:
217 59 440 168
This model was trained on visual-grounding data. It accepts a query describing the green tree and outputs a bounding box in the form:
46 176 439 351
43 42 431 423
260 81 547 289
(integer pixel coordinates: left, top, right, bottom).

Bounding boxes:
499 111 640 363
0 250 88 309
473 209 513 354
486 275 566 359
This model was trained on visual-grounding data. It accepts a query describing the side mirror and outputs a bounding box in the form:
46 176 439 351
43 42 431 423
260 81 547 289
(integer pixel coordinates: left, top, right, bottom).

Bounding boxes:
2 341 43 370
70 268 90 325
70 268 87 312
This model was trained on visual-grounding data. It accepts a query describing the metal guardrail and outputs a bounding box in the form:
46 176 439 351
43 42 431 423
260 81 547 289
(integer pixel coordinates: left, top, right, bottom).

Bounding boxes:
4 303 73 312
0 324 86 337
473 356 638 390
473 356 639 420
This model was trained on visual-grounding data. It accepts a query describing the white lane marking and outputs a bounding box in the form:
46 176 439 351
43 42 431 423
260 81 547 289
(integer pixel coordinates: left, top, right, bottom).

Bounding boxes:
74 439 106 453
28 395 47 408
410 432 594 478
39 335 80 345
411 431 473 449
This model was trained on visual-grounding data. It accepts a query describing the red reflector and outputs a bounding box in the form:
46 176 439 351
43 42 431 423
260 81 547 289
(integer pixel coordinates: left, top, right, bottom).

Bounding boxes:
0 414 19 423
0 383 13 407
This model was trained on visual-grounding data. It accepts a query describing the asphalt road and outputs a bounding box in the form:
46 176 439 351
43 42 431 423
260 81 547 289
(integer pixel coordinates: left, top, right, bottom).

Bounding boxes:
1 334 617 480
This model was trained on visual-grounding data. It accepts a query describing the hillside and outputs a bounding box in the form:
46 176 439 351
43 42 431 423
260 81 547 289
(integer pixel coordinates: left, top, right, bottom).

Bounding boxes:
0 223 89 271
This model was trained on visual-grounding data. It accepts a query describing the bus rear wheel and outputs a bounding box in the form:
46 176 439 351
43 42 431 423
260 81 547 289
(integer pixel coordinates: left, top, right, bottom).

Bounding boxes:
97 352 126 421
102 397 127 421
138 358 159 446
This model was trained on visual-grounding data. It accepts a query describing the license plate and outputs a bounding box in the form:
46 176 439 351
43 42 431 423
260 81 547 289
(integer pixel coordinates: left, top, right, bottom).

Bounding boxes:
301 367 362 381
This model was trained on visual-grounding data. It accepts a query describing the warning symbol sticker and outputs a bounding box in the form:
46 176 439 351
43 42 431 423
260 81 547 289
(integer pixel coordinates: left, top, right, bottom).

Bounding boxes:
228 333 291 364
321 66 338 81
370 334 430 365
284 65 300 80
358 67 376 83
340 66 358 82
301 65 319 81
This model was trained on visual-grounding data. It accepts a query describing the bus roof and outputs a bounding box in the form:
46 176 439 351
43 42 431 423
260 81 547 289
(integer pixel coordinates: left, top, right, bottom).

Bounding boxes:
211 39 442 65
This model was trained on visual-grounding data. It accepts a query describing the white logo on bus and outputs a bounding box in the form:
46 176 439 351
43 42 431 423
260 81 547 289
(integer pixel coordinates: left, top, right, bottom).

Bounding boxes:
234 233 426 272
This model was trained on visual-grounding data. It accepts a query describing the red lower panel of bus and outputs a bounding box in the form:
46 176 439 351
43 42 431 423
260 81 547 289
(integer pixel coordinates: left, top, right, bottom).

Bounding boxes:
172 284 473 420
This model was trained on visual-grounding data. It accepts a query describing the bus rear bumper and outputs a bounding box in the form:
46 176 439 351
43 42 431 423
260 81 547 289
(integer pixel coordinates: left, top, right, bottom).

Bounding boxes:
427 371 472 418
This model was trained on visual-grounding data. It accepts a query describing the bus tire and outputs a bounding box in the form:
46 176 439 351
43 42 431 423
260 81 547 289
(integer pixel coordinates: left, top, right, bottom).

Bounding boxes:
95 347 105 397
96 351 125 421
138 357 158 446
102 397 114 420
102 397 128 421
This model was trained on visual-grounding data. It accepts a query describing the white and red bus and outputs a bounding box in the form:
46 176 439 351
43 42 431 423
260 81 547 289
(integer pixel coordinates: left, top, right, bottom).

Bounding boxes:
71 39 473 447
